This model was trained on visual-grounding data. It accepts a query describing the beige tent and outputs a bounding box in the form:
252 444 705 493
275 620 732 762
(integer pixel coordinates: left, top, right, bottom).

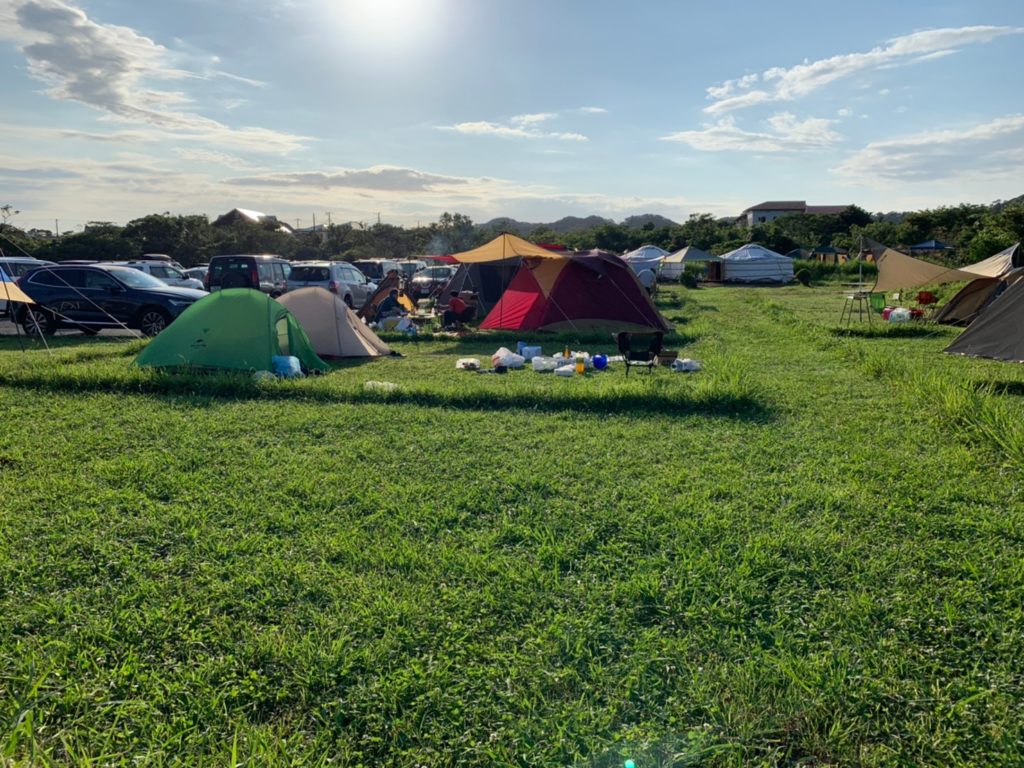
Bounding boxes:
277 288 391 358
872 247 977 293
660 246 719 280
451 233 563 264
932 244 1021 324
945 278 1024 362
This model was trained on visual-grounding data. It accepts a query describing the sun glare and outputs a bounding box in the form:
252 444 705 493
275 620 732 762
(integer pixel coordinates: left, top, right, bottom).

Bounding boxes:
331 0 440 47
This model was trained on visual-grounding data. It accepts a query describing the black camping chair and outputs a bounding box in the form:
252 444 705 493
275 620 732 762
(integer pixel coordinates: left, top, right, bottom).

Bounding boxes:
614 331 664 376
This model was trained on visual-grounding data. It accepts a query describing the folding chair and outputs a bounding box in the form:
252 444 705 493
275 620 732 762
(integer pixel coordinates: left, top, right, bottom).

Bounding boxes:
614 331 664 376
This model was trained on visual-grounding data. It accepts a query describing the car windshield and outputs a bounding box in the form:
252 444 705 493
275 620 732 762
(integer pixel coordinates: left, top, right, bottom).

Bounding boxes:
105 267 167 289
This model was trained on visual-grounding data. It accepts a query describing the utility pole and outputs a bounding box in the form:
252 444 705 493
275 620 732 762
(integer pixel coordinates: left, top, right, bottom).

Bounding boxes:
55 218 59 236
312 212 316 229
377 212 381 226
296 218 302 229
325 212 332 226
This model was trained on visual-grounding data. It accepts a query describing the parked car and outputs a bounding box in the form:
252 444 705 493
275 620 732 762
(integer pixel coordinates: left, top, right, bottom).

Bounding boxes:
397 260 427 280
15 264 205 336
352 259 402 283
410 265 458 300
285 261 377 308
205 254 291 296
183 266 208 283
110 260 205 290
1 256 55 315
138 253 187 271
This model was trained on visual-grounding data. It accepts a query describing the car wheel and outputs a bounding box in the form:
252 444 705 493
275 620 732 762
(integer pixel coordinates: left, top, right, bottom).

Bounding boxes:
22 307 56 335
138 307 171 336
344 294 354 309
270 290 282 299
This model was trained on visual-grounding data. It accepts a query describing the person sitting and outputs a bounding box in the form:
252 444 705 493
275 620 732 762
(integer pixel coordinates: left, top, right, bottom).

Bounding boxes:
376 289 405 319
442 291 468 329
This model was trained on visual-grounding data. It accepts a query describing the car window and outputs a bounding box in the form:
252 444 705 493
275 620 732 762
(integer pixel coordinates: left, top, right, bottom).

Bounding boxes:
82 270 118 289
30 268 83 288
272 263 286 281
290 266 330 281
147 265 168 278
258 263 274 281
2 261 35 278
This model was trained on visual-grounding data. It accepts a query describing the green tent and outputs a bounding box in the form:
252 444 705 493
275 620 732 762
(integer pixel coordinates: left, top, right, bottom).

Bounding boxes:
135 288 328 373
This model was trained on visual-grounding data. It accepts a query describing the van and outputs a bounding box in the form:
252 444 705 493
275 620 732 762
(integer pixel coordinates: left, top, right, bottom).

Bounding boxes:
205 254 291 297
352 259 402 282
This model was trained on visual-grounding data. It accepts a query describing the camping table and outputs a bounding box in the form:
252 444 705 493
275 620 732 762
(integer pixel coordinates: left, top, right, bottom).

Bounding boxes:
840 291 873 326
408 313 439 332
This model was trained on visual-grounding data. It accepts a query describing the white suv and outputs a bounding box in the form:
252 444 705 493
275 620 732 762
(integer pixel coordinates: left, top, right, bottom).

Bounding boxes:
1 256 55 314
111 261 205 290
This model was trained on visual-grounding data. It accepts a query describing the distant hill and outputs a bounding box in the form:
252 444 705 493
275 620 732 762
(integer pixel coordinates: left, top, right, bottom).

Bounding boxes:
480 212 678 235
621 214 679 229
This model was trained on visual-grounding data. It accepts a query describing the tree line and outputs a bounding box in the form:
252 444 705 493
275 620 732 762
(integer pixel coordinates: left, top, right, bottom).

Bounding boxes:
1 199 1022 268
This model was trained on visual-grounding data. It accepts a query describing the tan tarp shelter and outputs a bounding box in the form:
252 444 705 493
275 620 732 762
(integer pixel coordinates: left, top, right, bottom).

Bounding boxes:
660 246 718 280
277 288 391 358
451 233 563 263
961 243 1020 278
945 278 1024 362
872 247 977 293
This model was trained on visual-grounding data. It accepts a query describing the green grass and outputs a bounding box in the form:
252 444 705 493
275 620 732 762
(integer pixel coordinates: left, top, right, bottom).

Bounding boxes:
2 285 1023 767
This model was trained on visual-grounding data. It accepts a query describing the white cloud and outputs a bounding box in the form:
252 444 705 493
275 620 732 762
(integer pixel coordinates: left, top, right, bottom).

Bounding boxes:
173 147 254 170
878 88 891 96
443 118 588 142
224 165 476 192
0 0 308 153
511 112 556 125
834 114 1024 183
837 107 853 117
704 26 1023 114
661 113 840 152
580 106 607 114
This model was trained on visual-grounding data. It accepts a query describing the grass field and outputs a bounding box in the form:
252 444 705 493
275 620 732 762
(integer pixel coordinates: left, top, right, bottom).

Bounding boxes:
2 284 1023 767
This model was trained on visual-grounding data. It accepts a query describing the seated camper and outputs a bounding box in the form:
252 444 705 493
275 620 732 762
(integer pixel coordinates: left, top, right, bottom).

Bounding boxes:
442 291 476 329
376 289 406 319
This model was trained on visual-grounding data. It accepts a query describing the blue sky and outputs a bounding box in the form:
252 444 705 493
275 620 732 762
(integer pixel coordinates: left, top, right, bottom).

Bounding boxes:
1 0 1022 231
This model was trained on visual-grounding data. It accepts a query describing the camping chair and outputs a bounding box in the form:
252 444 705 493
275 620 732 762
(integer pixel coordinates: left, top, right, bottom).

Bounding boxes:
868 292 886 315
915 290 939 320
614 331 664 376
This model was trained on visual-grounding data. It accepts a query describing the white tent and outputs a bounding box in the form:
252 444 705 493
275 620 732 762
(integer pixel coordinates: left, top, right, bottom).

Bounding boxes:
621 244 669 275
277 287 391 358
660 246 719 280
720 244 793 283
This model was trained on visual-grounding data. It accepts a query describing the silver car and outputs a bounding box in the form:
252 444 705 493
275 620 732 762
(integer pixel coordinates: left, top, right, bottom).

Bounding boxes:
111 261 205 290
285 261 376 308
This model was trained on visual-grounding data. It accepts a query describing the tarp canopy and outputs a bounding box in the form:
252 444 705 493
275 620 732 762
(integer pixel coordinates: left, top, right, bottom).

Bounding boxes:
720 244 793 283
277 288 391 358
481 250 671 332
945 278 1024 362
135 288 327 372
0 266 34 304
451 233 563 264
872 247 977 293
961 242 1021 278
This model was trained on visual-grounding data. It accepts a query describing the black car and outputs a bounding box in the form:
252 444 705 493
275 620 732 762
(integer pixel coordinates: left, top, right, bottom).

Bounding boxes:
205 254 290 296
16 264 205 336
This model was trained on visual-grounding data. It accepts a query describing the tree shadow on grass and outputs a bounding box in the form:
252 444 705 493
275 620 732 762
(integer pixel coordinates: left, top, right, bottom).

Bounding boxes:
0 370 775 422
980 380 1024 397
828 325 955 339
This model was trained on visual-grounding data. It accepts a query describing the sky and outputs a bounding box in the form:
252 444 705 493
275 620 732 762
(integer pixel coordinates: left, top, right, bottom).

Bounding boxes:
1 0 1023 232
